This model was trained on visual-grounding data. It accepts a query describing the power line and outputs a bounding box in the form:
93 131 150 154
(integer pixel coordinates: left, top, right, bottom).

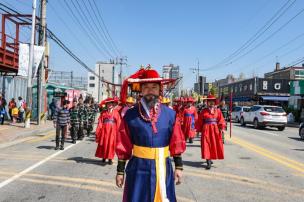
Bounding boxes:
47 28 120 86
48 2 96 62
72 0 116 58
91 0 122 56
228 6 304 65
245 32 304 68
204 0 296 71
87 0 121 56
61 0 111 59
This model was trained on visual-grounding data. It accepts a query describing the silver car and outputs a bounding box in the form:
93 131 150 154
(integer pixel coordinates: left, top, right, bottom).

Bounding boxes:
231 106 250 123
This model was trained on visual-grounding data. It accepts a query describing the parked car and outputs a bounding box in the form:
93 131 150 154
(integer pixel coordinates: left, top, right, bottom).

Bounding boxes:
231 106 250 123
240 105 287 131
299 122 304 140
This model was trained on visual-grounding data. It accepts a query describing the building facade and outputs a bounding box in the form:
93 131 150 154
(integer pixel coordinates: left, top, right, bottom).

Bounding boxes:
162 64 181 97
87 61 117 102
218 77 290 105
264 63 304 80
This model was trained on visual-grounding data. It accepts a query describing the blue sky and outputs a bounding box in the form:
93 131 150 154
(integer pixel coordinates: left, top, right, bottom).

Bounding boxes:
3 0 304 89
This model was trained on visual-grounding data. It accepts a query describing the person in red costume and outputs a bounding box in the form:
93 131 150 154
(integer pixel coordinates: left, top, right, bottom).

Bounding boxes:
95 97 121 165
197 94 226 170
183 97 198 144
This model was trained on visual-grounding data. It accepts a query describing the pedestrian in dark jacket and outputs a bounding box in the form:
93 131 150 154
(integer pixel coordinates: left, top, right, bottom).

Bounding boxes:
53 100 70 150
69 99 79 144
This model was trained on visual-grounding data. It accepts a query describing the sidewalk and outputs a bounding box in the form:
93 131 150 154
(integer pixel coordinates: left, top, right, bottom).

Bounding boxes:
0 120 54 145
287 122 300 128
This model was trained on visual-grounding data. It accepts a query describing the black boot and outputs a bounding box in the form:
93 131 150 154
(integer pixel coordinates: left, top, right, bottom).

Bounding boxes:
60 145 64 150
189 138 193 144
72 139 76 144
55 138 59 150
102 159 106 163
108 159 113 165
206 160 211 170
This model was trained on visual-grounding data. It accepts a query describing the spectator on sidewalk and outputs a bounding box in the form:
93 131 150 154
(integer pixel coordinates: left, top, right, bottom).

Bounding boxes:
0 105 6 125
11 106 19 124
17 97 26 123
53 100 70 150
0 94 7 125
49 98 57 120
8 98 16 121
0 94 7 108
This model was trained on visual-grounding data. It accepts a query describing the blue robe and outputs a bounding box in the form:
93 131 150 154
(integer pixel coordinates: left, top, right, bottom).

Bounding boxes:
117 103 185 202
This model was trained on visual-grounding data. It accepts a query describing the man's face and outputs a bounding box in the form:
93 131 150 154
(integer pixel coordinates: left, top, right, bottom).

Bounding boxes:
208 100 215 107
73 101 77 107
106 102 114 109
141 83 160 107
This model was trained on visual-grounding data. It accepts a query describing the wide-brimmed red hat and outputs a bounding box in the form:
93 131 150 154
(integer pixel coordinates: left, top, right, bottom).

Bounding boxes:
186 97 195 103
206 94 217 103
99 97 118 107
120 65 176 103
173 97 181 103
127 65 174 84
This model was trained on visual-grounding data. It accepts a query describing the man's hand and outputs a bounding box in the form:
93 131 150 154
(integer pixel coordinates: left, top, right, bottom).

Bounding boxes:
116 174 124 188
53 123 56 128
174 169 182 185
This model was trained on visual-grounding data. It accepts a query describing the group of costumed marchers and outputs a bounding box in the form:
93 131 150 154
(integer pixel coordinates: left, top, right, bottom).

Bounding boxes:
93 65 226 201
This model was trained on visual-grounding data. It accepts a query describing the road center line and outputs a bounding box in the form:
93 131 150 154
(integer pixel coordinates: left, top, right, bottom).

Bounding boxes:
230 138 304 173
0 141 79 189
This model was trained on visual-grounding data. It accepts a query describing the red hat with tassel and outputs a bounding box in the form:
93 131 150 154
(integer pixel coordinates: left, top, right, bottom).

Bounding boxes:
120 65 175 103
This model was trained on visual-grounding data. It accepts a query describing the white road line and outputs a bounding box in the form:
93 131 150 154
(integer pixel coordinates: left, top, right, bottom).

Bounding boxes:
0 141 80 189
258 130 279 136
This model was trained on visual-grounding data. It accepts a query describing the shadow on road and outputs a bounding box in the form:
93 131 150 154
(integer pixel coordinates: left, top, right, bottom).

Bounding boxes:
67 156 109 166
288 137 304 142
292 149 304 151
186 144 200 148
183 160 206 168
37 145 55 150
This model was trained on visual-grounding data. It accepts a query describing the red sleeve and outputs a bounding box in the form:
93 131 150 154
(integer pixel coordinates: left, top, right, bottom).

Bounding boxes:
95 115 103 143
116 119 133 160
169 116 186 156
196 110 206 132
217 108 226 130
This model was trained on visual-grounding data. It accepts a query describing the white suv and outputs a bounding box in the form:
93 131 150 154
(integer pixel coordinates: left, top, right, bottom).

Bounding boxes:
231 106 250 123
240 105 287 131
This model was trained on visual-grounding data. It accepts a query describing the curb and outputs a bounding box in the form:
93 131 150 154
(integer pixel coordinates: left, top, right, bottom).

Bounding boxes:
287 123 299 128
0 126 54 149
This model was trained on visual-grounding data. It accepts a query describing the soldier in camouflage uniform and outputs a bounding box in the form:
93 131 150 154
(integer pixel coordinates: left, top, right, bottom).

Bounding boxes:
86 101 96 136
77 97 87 140
69 99 79 144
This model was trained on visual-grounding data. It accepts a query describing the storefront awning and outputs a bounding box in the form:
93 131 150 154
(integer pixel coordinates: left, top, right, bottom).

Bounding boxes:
261 96 289 101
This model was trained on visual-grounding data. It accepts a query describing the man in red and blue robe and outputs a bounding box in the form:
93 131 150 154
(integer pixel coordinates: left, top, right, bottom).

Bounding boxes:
116 67 186 202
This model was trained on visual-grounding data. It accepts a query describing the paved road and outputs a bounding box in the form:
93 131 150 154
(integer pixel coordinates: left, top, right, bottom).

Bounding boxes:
0 124 303 202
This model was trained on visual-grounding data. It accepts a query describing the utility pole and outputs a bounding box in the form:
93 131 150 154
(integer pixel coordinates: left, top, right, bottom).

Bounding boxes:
116 56 127 84
98 63 101 102
70 71 73 87
37 0 47 125
26 0 37 128
189 59 203 95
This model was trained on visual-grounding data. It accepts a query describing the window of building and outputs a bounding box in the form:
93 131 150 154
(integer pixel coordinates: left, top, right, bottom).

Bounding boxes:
89 83 95 87
89 76 95 80
295 70 304 78
102 70 104 73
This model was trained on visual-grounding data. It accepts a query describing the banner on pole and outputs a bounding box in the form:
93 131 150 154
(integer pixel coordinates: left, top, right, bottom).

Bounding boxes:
18 43 45 77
